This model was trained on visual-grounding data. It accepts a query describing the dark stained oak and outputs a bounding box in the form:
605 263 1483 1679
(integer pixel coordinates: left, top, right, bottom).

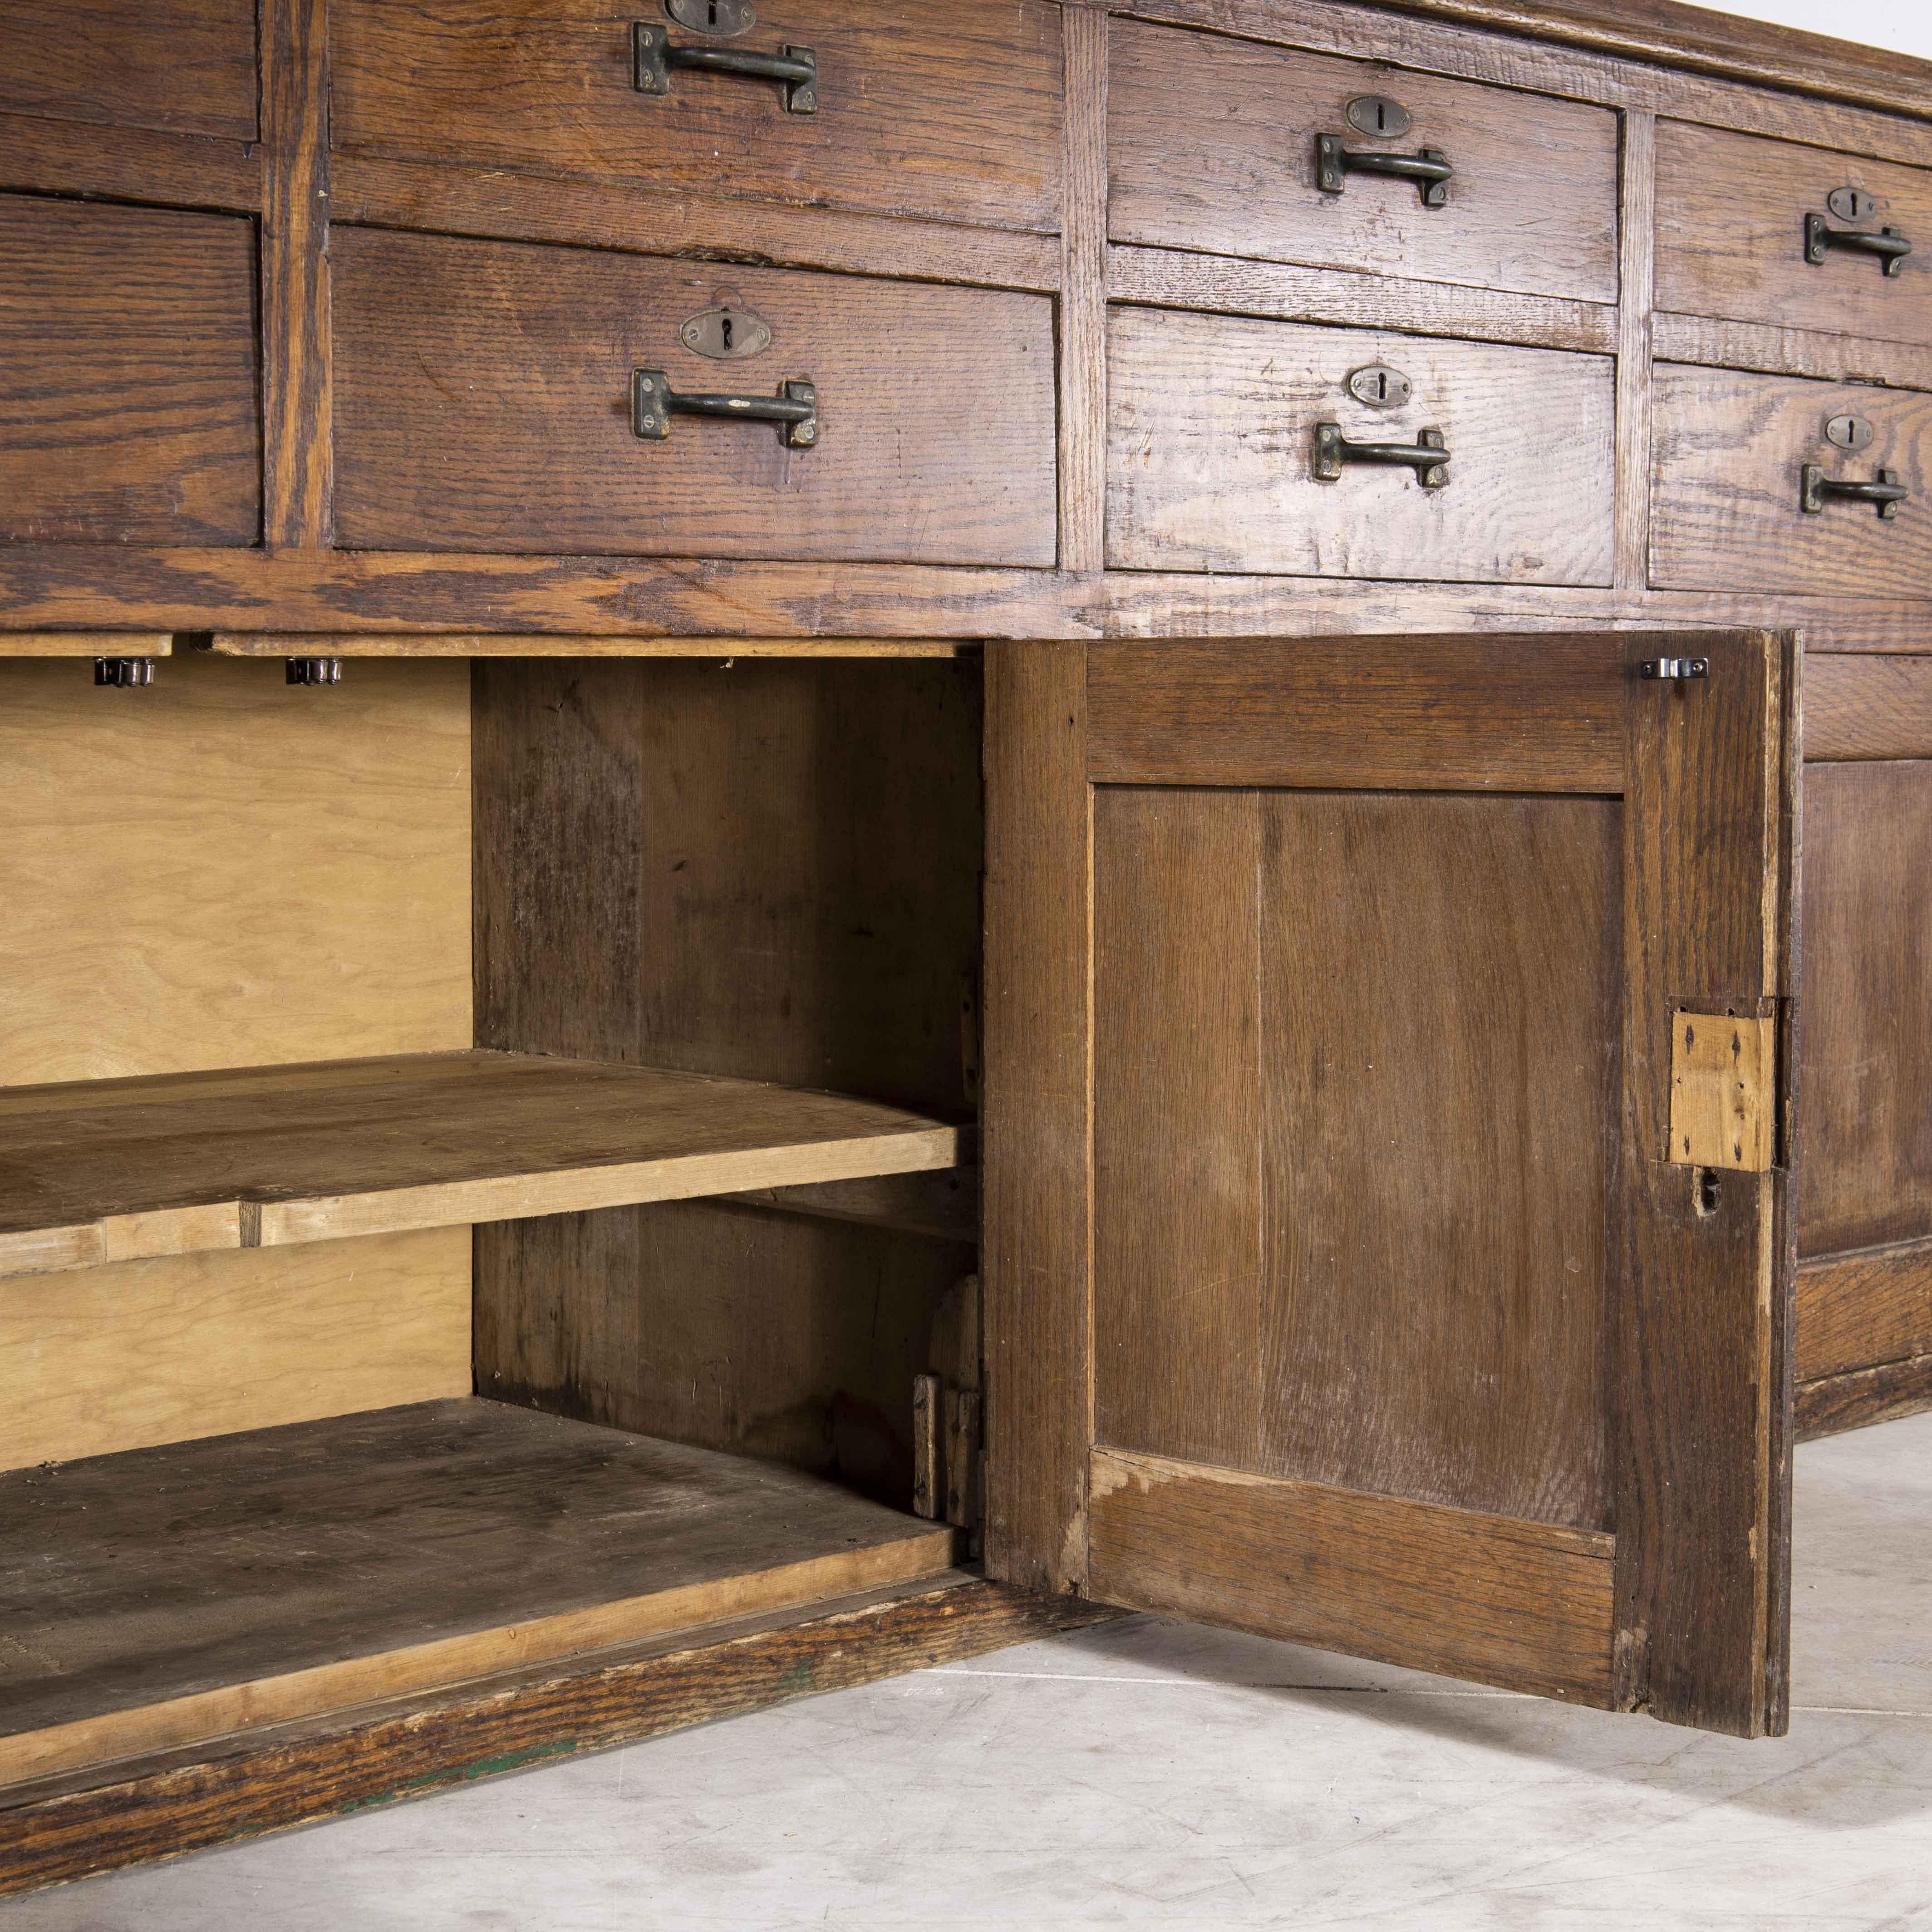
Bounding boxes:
1651 366 1932 600
1796 762 1932 1259
1107 20 1620 304
1797 1353 1932 1440
0 0 257 143
330 0 1064 236
1804 655 1932 761
1107 311 1616 585
0 112 263 213
1656 122 1932 352
0 198 259 546
333 229 1056 566
1797 1240 1932 1385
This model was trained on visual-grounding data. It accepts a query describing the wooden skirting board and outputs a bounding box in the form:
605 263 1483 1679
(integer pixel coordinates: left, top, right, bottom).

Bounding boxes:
0 1051 966 1282
1798 1355 1932 1440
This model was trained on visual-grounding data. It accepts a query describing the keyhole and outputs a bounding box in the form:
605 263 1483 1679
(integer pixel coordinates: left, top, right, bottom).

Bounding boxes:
1695 1168 1722 1218
1376 100 1390 132
721 314 733 351
708 0 718 22
1374 371 1388 400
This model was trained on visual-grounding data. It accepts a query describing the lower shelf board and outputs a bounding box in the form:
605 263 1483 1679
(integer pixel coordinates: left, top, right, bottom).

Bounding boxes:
0 1398 959 1789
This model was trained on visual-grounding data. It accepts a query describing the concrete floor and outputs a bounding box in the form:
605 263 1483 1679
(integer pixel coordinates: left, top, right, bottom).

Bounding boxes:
8 1411 1930 1930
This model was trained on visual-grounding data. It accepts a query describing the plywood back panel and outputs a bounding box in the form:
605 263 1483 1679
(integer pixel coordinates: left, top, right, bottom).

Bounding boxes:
0 1229 471 1472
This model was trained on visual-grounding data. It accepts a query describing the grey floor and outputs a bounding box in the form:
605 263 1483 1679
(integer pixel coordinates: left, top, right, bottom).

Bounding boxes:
9 1411 1931 1931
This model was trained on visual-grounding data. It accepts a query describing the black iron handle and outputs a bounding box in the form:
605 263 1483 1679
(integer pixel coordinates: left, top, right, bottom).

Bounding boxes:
633 24 818 113
1804 214 1910 276
1800 463 1908 518
1313 422 1450 489
633 370 818 448
1316 133 1452 207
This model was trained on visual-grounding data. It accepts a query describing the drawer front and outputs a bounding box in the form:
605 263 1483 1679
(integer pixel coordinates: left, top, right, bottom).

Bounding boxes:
1108 22 1619 304
0 0 257 143
1107 311 1615 584
1652 364 1932 597
1656 123 1932 350
332 1 1062 236
334 229 1057 565
0 198 261 546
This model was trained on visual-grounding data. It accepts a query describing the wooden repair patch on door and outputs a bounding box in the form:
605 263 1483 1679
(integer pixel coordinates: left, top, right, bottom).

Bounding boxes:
1669 1013 1776 1172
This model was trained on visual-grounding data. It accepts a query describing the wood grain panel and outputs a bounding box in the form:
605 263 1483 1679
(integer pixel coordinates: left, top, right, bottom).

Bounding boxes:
1617 628 1790 1737
0 1399 953 1783
1093 790 1263 1470
1653 312 1932 393
0 113 262 213
0 652 470 1086
1656 121 1932 350
1796 762 1932 1258
1652 365 1932 600
1259 792 1618 1529
331 0 1063 236
982 643 1092 1594
1797 1240 1932 1383
1089 1450 1615 1704
0 0 256 142
0 634 171 659
0 1230 470 1473
1615 112 1656 593
0 1577 1110 1901
1059 7 1108 573
1797 1353 1932 1440
1805 656 1932 761
1107 310 1615 584
1087 636 1625 793
333 229 1056 566
0 198 259 546
1108 21 1618 303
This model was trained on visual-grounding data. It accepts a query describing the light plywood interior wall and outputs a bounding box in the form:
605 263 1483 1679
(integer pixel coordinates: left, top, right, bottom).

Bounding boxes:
0 652 473 1467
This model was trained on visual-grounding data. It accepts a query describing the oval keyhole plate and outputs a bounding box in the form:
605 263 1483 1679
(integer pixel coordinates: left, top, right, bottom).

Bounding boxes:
680 291 774 361
1825 413 1875 452
1347 363 1413 410
1345 94 1412 139
667 0 755 33
1827 185 1879 222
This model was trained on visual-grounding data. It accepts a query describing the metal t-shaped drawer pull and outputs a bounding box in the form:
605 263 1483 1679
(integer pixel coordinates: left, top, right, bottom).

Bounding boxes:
1312 423 1450 489
633 24 818 113
1800 464 1909 518
633 370 819 449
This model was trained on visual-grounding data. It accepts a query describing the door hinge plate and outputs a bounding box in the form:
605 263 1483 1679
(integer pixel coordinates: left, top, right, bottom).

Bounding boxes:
1668 1011 1776 1172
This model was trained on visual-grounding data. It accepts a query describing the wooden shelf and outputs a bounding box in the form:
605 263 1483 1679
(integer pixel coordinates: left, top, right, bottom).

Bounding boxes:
0 1051 967 1282
0 1397 958 1787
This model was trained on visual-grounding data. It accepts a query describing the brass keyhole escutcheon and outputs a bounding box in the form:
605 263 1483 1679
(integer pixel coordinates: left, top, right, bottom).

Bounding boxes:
1346 94 1412 139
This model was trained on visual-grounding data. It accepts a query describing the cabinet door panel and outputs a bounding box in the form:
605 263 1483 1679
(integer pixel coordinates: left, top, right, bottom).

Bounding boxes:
987 632 1798 1739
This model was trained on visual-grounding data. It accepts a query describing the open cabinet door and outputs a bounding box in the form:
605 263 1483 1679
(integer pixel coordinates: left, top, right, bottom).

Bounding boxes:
984 632 1799 1738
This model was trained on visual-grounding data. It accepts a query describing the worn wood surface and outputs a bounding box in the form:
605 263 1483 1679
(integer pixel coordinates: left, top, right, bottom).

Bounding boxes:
0 1575 1112 1901
0 112 263 212
982 643 1092 1595
1107 311 1616 584
1797 1353 1932 1440
0 1228 470 1474
1088 1450 1616 1704
1656 121 1932 351
333 229 1056 566
1108 20 1619 303
0 633 172 658
0 652 470 1086
1087 635 1626 793
330 153 1061 292
0 0 257 141
1796 761 1932 1259
1804 655 1932 760
0 199 259 546
718 1166 979 1244
1652 365 1932 600
1797 1239 1932 1384
1093 786 1619 1529
1059 6 1108 573
1669 1012 1777 1172
1616 111 1657 593
0 1400 953 1784
1653 313 1932 393
332 0 1063 235
216 632 976 659
0 1053 962 1278
1616 628 1790 1737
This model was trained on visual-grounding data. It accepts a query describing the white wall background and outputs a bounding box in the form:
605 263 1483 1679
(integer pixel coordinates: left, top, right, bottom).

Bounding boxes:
1703 0 1932 61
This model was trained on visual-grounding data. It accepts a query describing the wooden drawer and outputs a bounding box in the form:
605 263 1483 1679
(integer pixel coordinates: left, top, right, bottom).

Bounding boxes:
333 229 1057 565
0 0 256 143
331 0 1062 237
0 197 261 546
1652 364 1932 597
1656 123 1932 351
1108 21 1619 304
1106 310 1615 584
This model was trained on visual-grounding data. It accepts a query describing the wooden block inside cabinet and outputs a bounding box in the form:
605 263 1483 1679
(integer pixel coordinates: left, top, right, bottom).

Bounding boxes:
330 0 1063 236
332 230 1057 566
1656 122 1932 351
1652 364 1932 596
1106 310 1616 584
1107 20 1619 304
0 198 260 546
0 0 257 142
